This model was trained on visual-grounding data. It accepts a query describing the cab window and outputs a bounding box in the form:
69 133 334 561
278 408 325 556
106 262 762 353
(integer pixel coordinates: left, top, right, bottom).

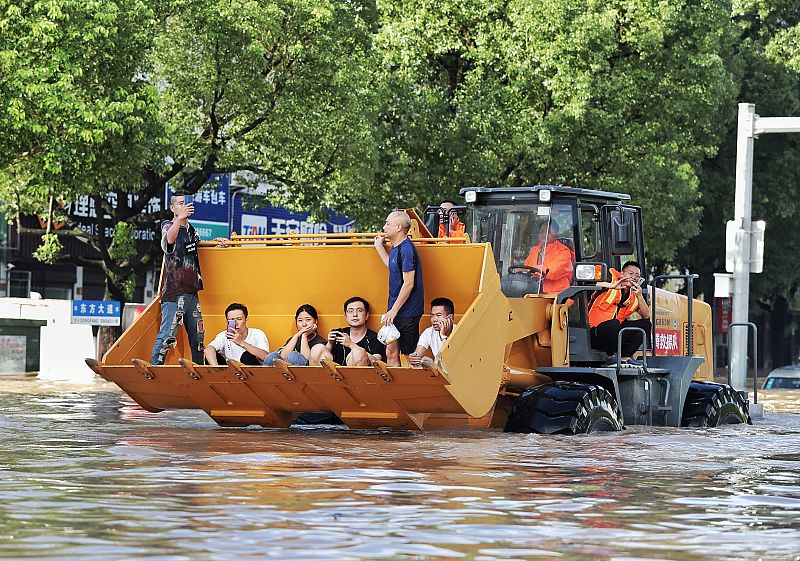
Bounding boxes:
474 203 577 296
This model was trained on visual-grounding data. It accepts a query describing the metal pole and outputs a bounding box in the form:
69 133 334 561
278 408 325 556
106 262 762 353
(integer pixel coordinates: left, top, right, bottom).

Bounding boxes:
727 322 759 404
686 275 694 356
731 103 755 390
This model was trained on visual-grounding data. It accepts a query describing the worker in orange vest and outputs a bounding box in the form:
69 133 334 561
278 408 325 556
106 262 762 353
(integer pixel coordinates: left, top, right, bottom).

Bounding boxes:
437 200 466 239
589 260 651 366
523 222 575 294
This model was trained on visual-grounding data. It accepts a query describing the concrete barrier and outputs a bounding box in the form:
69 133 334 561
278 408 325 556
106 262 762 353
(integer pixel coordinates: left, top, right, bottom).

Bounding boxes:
0 298 96 382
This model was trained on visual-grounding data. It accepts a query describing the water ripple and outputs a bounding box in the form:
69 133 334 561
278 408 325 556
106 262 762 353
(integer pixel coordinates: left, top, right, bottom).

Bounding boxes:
0 382 798 560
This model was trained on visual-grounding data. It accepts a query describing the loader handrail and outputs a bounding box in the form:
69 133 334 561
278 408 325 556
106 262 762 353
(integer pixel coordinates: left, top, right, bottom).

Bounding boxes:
201 233 469 247
556 285 602 304
650 274 699 357
727 322 759 404
617 326 650 371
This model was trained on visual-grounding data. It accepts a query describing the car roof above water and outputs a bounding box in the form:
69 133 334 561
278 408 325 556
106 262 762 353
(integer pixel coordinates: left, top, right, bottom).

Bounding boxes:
765 364 800 378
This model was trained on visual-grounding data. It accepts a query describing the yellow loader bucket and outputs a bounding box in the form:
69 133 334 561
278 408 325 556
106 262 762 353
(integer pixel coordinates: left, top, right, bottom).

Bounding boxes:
90 223 518 430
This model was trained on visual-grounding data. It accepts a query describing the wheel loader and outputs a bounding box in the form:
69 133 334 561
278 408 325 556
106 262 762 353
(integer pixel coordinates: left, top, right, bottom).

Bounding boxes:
87 185 751 433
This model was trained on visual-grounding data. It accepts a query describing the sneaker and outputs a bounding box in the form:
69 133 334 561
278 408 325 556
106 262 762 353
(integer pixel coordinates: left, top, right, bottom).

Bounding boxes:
606 356 620 367
626 357 644 367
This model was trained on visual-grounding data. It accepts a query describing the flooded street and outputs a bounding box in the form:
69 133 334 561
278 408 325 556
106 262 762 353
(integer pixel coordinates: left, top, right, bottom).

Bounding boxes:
1 378 799 561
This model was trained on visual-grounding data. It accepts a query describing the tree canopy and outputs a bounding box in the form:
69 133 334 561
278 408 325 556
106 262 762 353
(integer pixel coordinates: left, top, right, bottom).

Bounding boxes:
1 0 378 301
372 0 739 260
3 0 800 315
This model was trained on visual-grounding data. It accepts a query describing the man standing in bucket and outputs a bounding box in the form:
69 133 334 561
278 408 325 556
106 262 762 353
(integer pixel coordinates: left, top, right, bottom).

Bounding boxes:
150 191 227 365
374 210 424 366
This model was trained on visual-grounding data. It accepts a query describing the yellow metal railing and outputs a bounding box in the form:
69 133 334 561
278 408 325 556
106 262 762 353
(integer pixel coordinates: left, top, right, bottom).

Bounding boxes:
200 232 469 247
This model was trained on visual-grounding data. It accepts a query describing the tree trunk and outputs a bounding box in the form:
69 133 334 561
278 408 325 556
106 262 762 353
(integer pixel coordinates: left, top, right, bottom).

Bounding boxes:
45 187 55 235
96 285 126 360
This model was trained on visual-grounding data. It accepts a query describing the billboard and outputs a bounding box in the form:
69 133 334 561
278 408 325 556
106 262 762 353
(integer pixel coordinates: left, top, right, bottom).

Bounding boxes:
167 175 231 241
233 195 354 237
61 193 162 242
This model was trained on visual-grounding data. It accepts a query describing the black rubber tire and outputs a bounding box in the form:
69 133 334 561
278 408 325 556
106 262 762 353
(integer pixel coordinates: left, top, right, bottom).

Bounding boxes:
504 381 624 434
681 381 752 427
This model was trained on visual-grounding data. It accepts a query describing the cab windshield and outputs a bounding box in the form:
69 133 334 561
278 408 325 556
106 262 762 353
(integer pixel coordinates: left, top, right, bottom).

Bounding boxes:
473 203 577 296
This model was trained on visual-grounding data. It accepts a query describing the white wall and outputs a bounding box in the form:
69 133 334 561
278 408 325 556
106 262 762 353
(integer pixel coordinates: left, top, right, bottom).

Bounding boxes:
0 298 96 382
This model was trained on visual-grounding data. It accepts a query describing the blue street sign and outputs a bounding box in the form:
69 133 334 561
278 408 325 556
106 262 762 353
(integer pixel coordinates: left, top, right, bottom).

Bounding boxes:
71 300 121 326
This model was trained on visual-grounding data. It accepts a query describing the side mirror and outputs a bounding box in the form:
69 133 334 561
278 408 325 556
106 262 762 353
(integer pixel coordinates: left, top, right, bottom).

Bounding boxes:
610 209 635 255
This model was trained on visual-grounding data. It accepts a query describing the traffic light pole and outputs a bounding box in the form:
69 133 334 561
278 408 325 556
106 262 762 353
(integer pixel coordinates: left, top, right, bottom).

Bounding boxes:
730 103 800 389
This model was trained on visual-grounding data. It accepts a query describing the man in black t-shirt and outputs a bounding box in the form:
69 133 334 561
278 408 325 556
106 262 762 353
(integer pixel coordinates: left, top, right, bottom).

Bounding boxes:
150 191 228 365
317 297 385 366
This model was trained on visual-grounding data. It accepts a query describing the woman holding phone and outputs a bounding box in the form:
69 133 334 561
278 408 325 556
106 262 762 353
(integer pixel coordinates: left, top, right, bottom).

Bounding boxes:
263 304 327 366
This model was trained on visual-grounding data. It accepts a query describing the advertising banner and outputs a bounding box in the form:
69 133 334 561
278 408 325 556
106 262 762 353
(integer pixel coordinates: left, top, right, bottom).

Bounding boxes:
234 195 355 237
715 297 732 335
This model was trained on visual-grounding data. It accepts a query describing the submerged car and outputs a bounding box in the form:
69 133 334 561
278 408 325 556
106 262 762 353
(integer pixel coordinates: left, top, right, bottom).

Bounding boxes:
762 365 800 389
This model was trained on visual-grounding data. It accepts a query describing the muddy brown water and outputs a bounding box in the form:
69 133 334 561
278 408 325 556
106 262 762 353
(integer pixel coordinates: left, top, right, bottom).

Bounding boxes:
0 377 798 561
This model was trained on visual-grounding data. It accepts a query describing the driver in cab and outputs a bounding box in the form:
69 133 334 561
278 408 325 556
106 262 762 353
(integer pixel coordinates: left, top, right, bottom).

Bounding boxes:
523 222 575 294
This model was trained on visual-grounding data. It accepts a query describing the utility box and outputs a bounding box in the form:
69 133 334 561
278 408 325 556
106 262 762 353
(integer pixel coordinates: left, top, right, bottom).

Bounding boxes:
0 318 47 372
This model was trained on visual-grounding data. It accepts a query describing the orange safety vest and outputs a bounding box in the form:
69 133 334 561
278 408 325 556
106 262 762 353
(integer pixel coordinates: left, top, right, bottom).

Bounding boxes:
438 219 465 239
588 268 640 327
523 239 575 294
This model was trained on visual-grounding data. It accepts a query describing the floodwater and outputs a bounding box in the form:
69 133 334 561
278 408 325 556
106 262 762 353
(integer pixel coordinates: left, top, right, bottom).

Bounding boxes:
1 377 799 561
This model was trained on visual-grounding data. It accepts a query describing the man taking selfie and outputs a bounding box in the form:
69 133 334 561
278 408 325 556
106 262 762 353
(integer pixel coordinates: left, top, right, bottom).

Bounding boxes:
150 191 228 365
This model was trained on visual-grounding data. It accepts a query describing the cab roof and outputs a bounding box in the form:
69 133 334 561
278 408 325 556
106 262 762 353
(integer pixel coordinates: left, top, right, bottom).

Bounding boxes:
459 185 631 204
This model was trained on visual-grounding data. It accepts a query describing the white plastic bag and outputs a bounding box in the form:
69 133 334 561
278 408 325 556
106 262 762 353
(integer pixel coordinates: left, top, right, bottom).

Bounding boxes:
377 324 401 345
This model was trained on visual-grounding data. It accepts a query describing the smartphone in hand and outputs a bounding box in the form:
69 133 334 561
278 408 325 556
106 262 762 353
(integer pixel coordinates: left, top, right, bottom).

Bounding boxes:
226 319 236 334
184 194 194 205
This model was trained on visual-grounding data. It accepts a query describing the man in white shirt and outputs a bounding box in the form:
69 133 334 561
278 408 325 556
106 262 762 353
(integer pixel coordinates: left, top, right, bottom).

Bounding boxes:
408 297 457 366
204 303 270 365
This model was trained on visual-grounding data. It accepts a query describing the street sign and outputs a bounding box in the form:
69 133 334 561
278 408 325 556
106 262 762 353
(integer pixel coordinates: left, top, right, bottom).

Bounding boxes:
71 300 121 326
725 219 765 274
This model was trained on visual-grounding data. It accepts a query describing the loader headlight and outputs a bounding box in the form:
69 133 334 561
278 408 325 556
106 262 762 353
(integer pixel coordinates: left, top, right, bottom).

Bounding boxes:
464 190 477 203
539 189 551 202
575 263 606 282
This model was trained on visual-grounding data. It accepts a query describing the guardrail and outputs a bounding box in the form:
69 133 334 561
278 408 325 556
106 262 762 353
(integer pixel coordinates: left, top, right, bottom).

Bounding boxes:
199 233 469 247
617 325 650 371
727 322 759 404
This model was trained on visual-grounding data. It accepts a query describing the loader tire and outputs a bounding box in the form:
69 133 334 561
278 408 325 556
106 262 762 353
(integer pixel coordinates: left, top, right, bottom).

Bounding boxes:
504 381 624 435
681 381 752 427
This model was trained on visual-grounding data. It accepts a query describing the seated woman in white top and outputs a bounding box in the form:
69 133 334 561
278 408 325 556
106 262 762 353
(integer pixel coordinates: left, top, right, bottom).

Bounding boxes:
408 297 457 367
204 303 269 366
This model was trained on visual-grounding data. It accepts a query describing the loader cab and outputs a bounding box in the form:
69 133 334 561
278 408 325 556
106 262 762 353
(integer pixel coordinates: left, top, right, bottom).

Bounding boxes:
460 185 646 363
